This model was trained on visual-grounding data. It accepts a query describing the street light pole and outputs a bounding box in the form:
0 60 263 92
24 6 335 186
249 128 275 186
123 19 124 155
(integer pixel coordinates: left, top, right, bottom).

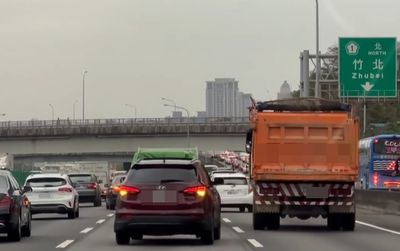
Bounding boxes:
315 0 321 98
161 97 177 111
73 100 78 120
49 104 54 121
125 104 137 119
82 70 88 121
164 104 190 148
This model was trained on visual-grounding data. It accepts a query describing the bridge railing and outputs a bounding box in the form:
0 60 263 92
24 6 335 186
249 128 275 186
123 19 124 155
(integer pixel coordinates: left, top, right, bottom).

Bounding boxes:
0 117 249 129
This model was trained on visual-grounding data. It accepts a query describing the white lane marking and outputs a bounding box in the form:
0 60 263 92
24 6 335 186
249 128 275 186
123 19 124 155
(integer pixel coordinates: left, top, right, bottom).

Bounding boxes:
80 227 94 234
232 226 244 233
222 218 231 223
107 213 114 217
96 219 106 224
56 240 74 249
248 239 263 248
356 221 400 235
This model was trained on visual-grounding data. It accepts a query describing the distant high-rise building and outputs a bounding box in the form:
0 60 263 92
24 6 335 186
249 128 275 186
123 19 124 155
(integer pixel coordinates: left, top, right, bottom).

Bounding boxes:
277 80 292 99
205 78 251 117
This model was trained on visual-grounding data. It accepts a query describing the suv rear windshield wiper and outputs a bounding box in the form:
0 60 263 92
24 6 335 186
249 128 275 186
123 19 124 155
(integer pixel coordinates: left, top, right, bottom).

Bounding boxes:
159 179 185 183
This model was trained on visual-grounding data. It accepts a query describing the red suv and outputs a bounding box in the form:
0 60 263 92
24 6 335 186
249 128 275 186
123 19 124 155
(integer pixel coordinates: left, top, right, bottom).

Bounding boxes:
114 159 221 245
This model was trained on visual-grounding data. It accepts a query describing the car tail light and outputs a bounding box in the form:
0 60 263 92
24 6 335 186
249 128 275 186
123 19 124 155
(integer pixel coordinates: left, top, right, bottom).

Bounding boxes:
330 188 352 196
0 195 11 208
58 187 73 193
119 185 140 197
112 185 121 193
373 172 379 186
87 183 97 189
183 185 206 197
23 197 30 207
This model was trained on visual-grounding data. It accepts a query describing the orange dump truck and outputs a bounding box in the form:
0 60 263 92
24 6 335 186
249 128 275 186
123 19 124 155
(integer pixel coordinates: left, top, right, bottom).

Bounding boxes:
246 98 359 231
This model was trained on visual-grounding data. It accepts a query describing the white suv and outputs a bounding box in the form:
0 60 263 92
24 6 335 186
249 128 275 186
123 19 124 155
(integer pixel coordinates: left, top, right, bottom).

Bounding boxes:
213 172 253 212
24 173 79 219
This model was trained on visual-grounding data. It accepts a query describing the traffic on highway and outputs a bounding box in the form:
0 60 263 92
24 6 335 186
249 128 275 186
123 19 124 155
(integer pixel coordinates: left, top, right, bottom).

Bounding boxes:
1 1 400 251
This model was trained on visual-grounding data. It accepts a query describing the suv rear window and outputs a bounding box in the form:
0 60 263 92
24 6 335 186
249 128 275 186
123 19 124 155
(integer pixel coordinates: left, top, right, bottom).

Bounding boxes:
112 175 126 185
26 177 67 187
69 175 94 183
0 175 9 193
220 177 247 185
127 165 197 184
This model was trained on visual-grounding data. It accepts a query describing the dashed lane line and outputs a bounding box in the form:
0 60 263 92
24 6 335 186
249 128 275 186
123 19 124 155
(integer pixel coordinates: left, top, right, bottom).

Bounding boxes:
80 227 94 234
222 218 231 223
56 240 74 249
96 219 106 224
356 221 400 235
247 239 263 248
232 226 245 233
107 213 114 217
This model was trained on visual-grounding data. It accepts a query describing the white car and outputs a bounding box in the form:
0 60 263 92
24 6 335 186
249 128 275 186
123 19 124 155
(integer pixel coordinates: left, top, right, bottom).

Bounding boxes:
213 172 253 212
24 173 79 219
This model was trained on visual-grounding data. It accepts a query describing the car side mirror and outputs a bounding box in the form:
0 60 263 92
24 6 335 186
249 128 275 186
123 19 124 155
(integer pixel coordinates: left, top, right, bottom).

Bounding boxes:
23 185 32 193
212 177 224 186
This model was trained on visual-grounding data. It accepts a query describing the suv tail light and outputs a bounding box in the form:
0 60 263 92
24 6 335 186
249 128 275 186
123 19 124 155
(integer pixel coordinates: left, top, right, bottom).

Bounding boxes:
112 185 121 193
0 195 12 208
183 185 206 197
119 185 140 197
58 187 73 193
87 183 97 189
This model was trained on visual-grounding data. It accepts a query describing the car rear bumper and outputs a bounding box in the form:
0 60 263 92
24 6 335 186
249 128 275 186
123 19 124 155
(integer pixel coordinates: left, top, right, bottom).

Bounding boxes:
114 214 212 235
31 204 72 214
220 193 253 206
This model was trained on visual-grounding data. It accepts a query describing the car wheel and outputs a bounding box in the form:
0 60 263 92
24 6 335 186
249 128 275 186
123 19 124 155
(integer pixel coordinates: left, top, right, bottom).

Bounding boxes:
67 209 76 219
110 203 116 210
201 218 214 245
327 213 341 230
131 233 143 240
75 206 80 218
94 198 102 207
21 212 31 237
253 212 265 230
8 216 22 242
213 223 221 240
116 232 130 245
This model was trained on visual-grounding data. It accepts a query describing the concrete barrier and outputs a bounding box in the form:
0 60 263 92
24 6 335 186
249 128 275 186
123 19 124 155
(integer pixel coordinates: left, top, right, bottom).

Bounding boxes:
356 189 400 214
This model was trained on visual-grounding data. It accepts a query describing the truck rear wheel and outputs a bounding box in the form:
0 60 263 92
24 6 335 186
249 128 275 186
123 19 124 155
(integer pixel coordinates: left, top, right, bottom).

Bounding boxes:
342 213 355 231
266 213 280 230
327 214 341 230
253 212 265 230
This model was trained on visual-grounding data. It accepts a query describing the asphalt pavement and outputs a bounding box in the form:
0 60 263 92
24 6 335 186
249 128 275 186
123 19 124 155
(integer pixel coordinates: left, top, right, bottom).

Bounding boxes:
0 206 399 251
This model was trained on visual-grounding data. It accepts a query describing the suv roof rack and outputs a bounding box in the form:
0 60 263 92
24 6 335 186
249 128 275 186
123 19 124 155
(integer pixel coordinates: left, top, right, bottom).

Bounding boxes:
131 148 199 166
255 98 351 112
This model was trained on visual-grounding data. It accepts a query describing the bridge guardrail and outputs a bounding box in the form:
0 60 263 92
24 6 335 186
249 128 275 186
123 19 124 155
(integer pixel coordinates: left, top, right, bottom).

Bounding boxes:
0 117 249 129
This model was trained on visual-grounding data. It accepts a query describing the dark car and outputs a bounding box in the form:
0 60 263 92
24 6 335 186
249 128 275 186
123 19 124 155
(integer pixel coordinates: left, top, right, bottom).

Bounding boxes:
114 159 222 245
106 174 126 210
68 173 102 207
0 170 32 241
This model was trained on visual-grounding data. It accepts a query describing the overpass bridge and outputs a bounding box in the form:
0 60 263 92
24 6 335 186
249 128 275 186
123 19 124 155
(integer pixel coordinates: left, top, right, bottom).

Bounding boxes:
0 117 250 166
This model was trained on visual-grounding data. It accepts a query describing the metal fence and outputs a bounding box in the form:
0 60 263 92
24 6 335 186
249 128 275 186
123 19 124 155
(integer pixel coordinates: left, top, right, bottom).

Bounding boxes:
0 117 249 129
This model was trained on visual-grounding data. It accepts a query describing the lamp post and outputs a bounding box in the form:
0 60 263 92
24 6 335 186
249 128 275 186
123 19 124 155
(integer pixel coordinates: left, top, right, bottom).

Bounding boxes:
125 104 137 119
73 100 78 120
161 97 177 111
49 104 54 121
82 70 88 121
164 104 190 148
315 0 321 98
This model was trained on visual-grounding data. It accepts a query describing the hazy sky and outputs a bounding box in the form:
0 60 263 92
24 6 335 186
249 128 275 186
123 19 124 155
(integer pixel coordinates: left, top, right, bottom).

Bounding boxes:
1 0 399 120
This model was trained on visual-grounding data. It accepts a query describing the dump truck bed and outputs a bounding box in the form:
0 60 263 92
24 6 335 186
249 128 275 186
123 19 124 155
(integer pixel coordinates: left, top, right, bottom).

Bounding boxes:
251 111 358 182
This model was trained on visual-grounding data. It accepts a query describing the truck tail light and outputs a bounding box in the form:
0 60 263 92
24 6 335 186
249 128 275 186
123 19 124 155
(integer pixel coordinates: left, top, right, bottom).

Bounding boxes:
58 187 73 193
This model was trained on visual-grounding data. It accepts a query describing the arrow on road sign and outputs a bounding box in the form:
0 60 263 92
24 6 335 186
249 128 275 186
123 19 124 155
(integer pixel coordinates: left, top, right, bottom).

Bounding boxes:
361 82 374 92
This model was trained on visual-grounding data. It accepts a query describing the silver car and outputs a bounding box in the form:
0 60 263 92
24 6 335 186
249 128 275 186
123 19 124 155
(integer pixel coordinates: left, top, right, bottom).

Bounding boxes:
24 173 79 219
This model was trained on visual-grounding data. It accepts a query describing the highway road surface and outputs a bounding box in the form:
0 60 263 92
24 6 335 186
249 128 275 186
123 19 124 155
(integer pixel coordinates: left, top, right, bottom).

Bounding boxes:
0 205 399 251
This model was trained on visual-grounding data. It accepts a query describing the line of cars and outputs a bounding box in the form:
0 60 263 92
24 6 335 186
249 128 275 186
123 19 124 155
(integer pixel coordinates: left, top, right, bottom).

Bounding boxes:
0 170 103 241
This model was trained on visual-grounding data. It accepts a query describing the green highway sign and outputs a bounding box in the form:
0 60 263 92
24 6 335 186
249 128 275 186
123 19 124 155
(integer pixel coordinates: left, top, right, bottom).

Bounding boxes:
339 37 397 97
